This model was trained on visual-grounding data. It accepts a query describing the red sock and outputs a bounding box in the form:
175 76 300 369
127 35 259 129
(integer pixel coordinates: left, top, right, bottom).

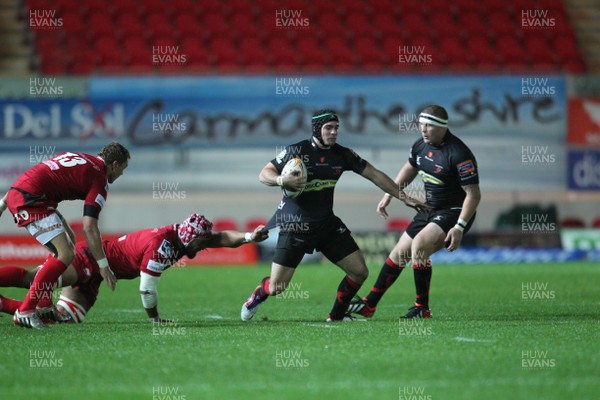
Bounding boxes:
0 266 29 287
19 257 67 312
0 295 23 315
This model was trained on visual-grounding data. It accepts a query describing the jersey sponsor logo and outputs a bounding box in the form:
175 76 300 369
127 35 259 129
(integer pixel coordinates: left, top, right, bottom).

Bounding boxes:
157 239 173 258
303 179 337 192
146 259 168 274
94 193 106 208
457 160 476 179
418 171 445 186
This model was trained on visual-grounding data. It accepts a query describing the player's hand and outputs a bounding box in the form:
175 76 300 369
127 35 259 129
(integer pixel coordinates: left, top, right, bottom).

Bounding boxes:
251 225 269 242
281 174 307 192
444 227 463 252
402 196 431 213
376 196 392 219
99 266 117 291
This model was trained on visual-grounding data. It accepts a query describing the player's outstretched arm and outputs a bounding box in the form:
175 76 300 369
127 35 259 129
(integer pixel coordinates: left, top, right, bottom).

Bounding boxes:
199 225 269 249
361 162 430 213
82 215 116 291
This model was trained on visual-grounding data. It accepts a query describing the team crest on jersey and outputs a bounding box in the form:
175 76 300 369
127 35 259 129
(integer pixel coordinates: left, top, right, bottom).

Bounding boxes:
275 148 287 165
157 239 174 258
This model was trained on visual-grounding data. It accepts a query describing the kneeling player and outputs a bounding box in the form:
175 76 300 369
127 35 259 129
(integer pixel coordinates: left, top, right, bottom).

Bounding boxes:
0 213 267 324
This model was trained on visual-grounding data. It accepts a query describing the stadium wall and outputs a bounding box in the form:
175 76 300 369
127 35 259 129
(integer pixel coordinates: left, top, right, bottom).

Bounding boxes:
1 75 599 238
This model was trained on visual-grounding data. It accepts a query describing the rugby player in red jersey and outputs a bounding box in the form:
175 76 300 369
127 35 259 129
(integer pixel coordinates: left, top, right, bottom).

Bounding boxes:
0 142 130 328
0 213 268 324
348 105 481 319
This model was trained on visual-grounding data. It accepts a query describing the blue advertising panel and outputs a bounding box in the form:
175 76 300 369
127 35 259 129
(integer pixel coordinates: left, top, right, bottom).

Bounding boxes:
567 149 600 191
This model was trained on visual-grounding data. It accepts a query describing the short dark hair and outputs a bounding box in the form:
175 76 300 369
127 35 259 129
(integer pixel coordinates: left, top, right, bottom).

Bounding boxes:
421 105 448 121
98 142 130 165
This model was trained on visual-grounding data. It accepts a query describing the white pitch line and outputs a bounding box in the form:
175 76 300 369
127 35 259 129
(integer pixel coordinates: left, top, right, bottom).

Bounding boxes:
205 314 228 320
304 323 340 328
454 336 496 343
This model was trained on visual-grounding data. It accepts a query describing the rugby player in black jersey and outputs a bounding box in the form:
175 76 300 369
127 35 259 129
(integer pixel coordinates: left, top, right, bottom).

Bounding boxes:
240 109 428 322
348 105 481 318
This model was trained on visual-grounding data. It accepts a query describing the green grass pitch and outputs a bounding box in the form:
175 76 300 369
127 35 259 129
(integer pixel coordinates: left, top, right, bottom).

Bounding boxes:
1 262 598 400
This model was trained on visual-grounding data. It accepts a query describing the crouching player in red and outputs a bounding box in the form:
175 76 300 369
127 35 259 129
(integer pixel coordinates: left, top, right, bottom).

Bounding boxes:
0 213 268 324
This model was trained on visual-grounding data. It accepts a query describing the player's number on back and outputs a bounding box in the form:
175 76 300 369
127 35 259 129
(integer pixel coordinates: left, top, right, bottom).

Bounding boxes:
54 152 87 168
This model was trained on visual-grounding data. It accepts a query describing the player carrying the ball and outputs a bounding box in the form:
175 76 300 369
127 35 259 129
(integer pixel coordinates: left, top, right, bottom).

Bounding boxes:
240 109 428 322
348 105 481 319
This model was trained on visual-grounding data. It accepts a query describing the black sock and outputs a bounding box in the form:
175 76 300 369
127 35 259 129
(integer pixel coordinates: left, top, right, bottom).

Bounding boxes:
365 258 405 307
329 275 361 320
413 261 432 308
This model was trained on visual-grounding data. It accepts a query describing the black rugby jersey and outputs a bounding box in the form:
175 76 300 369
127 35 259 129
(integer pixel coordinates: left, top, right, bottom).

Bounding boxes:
271 139 367 230
408 131 478 210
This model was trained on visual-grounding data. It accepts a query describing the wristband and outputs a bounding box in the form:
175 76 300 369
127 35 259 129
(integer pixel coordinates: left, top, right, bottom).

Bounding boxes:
454 224 464 232
276 176 284 186
97 258 109 269
244 232 253 243
384 193 392 198
457 218 468 228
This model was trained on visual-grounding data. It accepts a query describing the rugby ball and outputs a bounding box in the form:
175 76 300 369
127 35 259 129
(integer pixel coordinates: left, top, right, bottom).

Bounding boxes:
280 157 307 198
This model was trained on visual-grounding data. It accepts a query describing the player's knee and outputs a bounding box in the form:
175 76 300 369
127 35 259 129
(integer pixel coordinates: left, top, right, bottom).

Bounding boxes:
57 246 75 265
351 267 368 285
